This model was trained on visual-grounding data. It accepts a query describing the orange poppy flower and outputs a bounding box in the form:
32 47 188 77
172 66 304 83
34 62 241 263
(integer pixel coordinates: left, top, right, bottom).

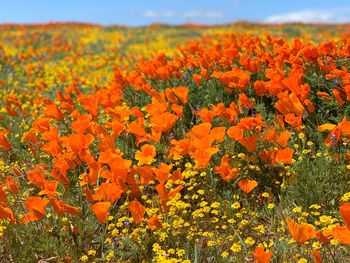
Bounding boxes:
215 155 238 182
225 102 240 122
318 117 350 147
135 144 156 165
20 197 49 223
284 114 302 128
145 96 168 116
263 127 291 148
339 202 350 230
152 163 172 184
254 80 269 96
211 66 250 91
253 247 272 263
105 120 126 137
38 180 59 197
27 165 47 189
98 142 120 159
147 216 162 230
0 205 16 223
238 179 258 193
262 126 275 142
289 93 306 115
189 122 212 139
92 201 111 224
333 89 344 106
169 168 183 182
21 131 38 145
108 157 132 184
239 135 259 152
78 94 99 116
41 126 60 142
275 147 293 164
191 142 219 168
169 138 191 160
275 131 291 148
127 120 147 137
332 226 350 245
128 200 145 225
50 198 80 216
168 185 184 199
227 126 244 141
61 133 94 154
0 132 12 151
317 91 331 101
171 104 183 117
193 74 202 85
71 114 92 134
196 108 216 123
51 158 70 186
43 104 64 120
286 218 316 243
165 86 188 104
32 118 51 133
92 182 123 203
312 250 322 263
155 183 183 211
281 74 302 95
41 141 62 156
315 229 332 244
238 93 254 110
133 166 155 185
11 166 22 177
275 96 293 116
155 183 168 210
6 176 19 194
150 112 179 134
237 114 266 130
4 105 17 117
210 127 226 142
258 148 277 166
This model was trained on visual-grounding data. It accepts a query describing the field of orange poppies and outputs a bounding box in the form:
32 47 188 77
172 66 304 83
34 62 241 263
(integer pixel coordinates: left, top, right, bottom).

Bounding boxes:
1 23 350 262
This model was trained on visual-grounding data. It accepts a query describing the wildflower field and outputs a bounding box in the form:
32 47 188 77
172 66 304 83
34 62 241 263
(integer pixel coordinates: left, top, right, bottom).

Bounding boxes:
1 22 350 262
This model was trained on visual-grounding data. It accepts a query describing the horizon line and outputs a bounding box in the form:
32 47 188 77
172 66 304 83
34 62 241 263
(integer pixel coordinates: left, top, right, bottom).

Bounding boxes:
1 20 350 28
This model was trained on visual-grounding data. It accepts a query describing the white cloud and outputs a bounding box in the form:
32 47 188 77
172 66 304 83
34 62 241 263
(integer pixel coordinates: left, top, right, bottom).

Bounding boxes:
142 10 224 20
163 11 176 18
265 8 350 23
183 11 224 19
143 10 176 18
143 10 158 18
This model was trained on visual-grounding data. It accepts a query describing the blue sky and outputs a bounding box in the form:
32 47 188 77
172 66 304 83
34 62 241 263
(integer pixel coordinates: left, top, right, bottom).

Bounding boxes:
1 0 350 26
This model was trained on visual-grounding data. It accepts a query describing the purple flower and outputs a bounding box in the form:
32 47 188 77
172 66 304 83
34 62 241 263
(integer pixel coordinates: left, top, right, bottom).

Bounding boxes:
265 230 274 237
182 72 188 80
330 134 337 145
333 79 340 88
113 237 122 245
123 221 131 227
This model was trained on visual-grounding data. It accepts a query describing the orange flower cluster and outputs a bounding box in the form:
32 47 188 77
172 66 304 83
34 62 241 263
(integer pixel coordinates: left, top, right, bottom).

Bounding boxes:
1 24 350 261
